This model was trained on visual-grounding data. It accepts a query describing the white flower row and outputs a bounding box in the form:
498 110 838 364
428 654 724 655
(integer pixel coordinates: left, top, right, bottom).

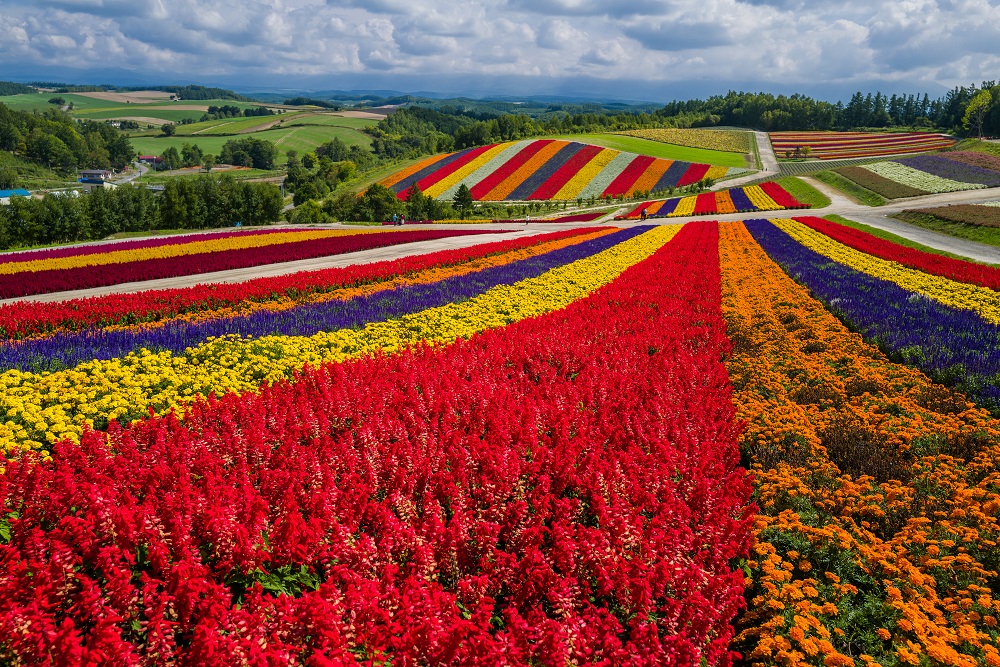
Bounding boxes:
436 140 534 200
983 200 1000 207
863 161 987 194
575 151 635 199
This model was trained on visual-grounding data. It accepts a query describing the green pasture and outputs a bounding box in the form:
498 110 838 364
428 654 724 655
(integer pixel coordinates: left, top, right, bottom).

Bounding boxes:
774 176 830 209
77 109 207 124
892 211 1000 249
550 134 747 168
283 114 379 129
129 124 371 164
814 170 887 206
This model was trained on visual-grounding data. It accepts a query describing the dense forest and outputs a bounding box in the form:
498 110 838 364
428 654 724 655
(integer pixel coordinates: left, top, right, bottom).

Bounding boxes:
0 103 133 174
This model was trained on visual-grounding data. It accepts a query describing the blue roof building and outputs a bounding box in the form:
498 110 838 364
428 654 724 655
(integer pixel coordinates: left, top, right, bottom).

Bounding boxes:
0 189 31 204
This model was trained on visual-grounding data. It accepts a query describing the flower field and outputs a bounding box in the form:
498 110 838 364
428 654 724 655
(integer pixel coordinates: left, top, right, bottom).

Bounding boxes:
618 182 809 220
0 228 504 299
3 212 1000 665
378 139 739 202
901 204 1000 226
831 152 1000 199
769 132 956 160
617 128 753 154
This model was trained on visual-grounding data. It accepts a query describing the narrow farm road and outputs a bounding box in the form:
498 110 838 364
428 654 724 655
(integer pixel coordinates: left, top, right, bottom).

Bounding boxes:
711 131 780 190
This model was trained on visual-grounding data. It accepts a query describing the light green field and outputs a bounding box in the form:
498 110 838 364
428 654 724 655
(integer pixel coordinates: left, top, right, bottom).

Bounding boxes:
551 134 747 168
0 92 123 111
77 109 207 123
283 114 378 129
130 124 371 163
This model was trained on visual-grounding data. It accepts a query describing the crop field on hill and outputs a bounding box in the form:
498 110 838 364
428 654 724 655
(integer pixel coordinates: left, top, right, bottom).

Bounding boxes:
553 133 749 167
379 139 741 202
617 128 753 154
826 151 1000 199
1 217 1000 666
770 131 956 160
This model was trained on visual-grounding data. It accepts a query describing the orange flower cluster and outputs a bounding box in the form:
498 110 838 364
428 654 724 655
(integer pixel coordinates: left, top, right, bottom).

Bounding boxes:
719 221 1000 667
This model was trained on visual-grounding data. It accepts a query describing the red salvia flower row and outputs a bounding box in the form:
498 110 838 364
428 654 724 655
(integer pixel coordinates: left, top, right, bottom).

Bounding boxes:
0 223 753 666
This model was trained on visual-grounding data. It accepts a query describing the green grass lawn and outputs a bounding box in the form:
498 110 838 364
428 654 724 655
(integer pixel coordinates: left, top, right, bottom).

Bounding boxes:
814 170 887 206
549 134 747 168
774 176 830 208
891 211 1000 249
828 214 1000 263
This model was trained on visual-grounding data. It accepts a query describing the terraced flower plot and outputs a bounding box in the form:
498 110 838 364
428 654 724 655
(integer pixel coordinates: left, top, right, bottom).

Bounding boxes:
831 151 1000 199
379 139 740 201
3 216 1000 667
770 131 956 160
618 182 808 219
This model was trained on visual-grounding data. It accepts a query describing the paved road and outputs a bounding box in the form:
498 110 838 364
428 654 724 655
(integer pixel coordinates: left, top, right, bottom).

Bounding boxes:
708 130 780 191
0 228 550 304
6 174 1000 304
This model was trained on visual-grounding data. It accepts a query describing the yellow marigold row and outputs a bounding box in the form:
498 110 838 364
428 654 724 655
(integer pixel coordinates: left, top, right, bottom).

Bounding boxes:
481 141 568 201
0 225 679 458
0 230 358 275
773 218 1000 324
670 196 697 217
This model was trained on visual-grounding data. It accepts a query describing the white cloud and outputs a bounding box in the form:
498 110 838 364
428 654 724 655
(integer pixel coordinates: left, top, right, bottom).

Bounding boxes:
0 0 996 96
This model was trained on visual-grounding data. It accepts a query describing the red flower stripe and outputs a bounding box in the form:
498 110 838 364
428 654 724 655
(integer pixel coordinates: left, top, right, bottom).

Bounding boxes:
601 155 656 198
0 230 505 301
759 181 801 208
0 228 601 340
796 215 1000 291
0 223 753 664
693 192 717 215
469 141 551 200
413 144 495 194
678 163 711 187
526 145 605 200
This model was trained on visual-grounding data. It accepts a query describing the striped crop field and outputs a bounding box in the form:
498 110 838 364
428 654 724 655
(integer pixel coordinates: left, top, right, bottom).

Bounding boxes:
378 139 741 201
770 131 956 160
617 182 810 220
830 151 1000 199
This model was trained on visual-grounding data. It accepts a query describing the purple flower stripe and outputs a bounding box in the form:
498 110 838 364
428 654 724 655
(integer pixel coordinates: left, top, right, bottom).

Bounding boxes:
650 161 693 192
0 230 505 300
745 219 1000 412
729 188 755 211
1 226 653 373
0 229 296 264
897 155 1000 187
508 143 585 201
391 149 476 195
651 199 680 218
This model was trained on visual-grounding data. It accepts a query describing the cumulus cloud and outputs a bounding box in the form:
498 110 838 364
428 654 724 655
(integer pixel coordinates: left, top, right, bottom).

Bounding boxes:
0 0 996 96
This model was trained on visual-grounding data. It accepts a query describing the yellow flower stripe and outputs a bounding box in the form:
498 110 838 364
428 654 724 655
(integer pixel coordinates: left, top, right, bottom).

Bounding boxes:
669 196 697 217
772 218 1000 324
705 165 730 181
627 159 674 197
96 229 616 335
744 185 781 210
423 143 514 199
553 148 618 200
0 225 679 457
378 153 454 189
481 141 569 201
0 230 361 275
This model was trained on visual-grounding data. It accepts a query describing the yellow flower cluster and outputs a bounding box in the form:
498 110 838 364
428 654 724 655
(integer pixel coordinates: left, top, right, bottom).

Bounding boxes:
672 196 697 216
0 230 359 275
0 226 679 456
773 218 1000 324
616 128 753 154
744 186 782 210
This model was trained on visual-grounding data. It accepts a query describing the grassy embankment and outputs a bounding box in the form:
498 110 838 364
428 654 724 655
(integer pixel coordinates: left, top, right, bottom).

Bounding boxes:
814 170 888 206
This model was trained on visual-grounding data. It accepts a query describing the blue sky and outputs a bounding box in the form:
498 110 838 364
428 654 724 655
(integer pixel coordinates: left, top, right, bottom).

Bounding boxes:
1 0 998 101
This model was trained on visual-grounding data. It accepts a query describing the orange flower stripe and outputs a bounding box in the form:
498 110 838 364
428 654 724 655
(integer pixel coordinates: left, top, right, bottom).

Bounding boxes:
97 229 617 334
0 230 359 275
479 141 570 201
422 142 514 199
719 220 1000 667
378 153 454 189
715 191 737 214
552 148 618 200
625 159 674 197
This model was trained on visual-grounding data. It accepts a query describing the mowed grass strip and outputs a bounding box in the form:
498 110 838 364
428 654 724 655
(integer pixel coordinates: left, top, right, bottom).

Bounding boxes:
549 133 746 168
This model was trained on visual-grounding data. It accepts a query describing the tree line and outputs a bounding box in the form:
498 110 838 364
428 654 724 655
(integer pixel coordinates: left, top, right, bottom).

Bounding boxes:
0 103 133 174
0 176 282 250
